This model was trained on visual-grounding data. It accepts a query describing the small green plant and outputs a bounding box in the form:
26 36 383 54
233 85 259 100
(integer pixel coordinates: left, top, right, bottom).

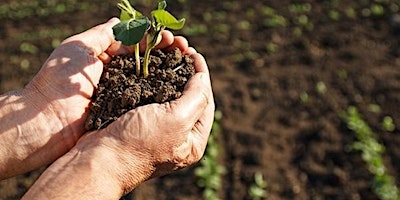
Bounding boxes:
342 106 400 200
113 0 185 78
195 110 226 200
248 172 268 200
296 14 309 26
337 69 348 79
288 3 313 31
315 81 327 94
345 7 357 19
371 4 385 16
382 116 395 132
113 0 147 76
368 104 382 114
20 42 38 54
288 3 312 13
299 91 310 104
266 42 278 54
261 6 287 28
329 10 340 21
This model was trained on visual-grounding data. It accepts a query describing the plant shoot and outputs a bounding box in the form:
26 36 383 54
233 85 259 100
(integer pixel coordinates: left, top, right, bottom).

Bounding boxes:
112 0 185 78
113 0 149 76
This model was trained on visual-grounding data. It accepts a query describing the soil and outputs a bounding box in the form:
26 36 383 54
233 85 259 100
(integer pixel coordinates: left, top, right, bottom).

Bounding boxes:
85 48 194 130
0 0 400 200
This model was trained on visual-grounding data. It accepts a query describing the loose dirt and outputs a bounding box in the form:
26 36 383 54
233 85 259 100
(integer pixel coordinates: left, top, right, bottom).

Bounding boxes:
85 48 194 130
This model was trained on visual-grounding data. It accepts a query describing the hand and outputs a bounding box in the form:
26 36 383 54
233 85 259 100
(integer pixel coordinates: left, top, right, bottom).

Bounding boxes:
95 52 215 194
0 17 195 179
27 17 192 143
22 42 215 199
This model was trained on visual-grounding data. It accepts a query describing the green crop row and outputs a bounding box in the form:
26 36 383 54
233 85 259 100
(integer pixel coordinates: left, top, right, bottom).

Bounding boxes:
194 110 226 200
342 106 399 200
0 0 90 20
193 110 270 200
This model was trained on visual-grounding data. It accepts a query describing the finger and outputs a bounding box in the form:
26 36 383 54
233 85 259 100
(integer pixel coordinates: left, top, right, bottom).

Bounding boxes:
185 47 197 55
165 36 189 53
168 53 212 125
190 53 210 75
167 72 211 125
139 30 174 52
105 41 134 56
189 54 215 160
62 18 120 56
98 52 112 63
195 90 215 141
191 52 213 104
199 99 215 137
156 31 175 49
188 98 215 163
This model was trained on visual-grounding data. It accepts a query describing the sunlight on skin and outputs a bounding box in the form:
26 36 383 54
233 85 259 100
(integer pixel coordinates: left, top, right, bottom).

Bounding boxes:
0 90 66 180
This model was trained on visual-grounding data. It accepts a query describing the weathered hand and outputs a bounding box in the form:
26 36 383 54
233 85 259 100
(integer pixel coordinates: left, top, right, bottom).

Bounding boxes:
45 19 192 139
0 18 121 179
26 17 192 142
80 51 215 195
0 17 193 179
22 50 215 199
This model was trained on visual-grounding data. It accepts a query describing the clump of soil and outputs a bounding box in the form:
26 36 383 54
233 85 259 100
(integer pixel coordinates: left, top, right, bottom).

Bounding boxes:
85 48 195 130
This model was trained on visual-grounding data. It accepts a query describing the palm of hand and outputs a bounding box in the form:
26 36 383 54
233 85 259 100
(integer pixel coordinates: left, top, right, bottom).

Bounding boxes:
96 64 214 186
27 41 104 137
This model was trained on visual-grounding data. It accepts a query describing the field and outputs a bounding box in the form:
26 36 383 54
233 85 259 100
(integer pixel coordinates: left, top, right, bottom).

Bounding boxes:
1 0 400 199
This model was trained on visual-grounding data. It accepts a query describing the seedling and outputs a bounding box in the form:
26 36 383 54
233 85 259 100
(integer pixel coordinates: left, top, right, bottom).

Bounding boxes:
112 0 185 78
195 110 226 200
382 116 395 132
113 0 149 76
248 172 268 200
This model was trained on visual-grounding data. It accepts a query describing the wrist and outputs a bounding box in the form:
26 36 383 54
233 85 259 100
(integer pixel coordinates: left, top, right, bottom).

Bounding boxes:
0 87 78 178
76 130 155 195
70 140 125 199
23 134 124 199
0 88 67 178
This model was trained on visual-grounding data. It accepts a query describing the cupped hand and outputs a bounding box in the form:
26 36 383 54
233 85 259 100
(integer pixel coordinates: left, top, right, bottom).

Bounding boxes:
17 17 213 198
76 51 215 195
23 18 193 165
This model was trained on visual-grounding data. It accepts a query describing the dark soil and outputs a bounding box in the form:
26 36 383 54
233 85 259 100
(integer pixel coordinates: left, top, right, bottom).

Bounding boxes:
0 0 399 200
85 48 194 130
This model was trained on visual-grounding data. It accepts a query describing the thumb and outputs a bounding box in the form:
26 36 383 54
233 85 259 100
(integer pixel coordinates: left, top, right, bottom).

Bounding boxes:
167 53 212 124
168 74 211 126
62 18 120 56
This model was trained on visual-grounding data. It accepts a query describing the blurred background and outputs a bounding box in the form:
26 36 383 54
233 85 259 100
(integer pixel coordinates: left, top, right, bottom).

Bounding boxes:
1 0 400 199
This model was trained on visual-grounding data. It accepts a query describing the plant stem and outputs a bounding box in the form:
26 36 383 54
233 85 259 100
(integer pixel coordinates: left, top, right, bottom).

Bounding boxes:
143 47 152 78
143 27 164 78
135 44 141 76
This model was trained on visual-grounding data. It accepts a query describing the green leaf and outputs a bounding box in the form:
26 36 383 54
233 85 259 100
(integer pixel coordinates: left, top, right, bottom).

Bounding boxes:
113 17 150 46
117 0 143 21
158 1 167 10
120 10 132 21
151 10 185 30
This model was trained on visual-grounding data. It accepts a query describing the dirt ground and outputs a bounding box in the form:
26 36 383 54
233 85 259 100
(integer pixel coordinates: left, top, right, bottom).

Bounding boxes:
0 0 400 199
